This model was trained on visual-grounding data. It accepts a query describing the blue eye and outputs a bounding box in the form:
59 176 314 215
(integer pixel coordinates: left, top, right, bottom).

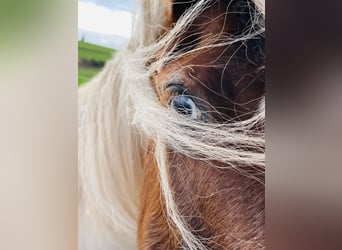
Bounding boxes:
170 95 200 120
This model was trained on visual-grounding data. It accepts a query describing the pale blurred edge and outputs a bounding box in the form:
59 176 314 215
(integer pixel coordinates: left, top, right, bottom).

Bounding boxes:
0 1 77 250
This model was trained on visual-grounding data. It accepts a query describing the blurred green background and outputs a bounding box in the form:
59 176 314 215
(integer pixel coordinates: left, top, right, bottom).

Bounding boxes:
78 41 116 86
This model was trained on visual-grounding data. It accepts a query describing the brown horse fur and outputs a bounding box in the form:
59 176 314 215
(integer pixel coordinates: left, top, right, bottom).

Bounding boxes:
138 0 265 249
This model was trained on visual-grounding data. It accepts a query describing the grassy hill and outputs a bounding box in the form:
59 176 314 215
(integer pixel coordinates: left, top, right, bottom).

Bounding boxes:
78 41 116 85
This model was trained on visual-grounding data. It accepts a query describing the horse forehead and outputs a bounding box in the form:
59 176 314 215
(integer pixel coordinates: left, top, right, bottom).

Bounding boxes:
188 1 237 31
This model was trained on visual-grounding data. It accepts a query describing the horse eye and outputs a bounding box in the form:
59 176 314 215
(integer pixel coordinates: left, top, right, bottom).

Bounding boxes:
170 95 200 120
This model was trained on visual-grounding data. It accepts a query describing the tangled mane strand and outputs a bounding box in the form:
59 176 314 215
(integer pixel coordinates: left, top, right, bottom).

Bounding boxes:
78 0 265 249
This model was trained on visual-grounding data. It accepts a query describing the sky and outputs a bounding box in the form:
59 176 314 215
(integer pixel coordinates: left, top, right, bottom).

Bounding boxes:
78 0 134 49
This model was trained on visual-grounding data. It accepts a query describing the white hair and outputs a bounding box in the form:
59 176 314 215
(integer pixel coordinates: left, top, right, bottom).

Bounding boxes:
78 0 265 249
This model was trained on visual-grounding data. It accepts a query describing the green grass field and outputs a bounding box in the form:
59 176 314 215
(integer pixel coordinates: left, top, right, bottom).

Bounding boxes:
78 41 116 86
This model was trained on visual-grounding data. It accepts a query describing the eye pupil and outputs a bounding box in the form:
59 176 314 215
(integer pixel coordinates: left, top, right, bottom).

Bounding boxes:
170 95 197 118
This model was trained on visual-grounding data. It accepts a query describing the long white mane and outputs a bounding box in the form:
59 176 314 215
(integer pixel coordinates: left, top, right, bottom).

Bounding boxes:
78 0 265 249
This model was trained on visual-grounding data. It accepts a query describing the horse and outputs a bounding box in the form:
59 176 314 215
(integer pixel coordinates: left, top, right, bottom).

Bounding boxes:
78 0 265 249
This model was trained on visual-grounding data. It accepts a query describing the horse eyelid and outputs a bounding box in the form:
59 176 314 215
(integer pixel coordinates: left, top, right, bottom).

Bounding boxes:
164 83 189 94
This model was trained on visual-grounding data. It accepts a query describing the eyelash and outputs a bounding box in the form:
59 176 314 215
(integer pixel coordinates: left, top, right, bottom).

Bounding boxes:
165 83 189 95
